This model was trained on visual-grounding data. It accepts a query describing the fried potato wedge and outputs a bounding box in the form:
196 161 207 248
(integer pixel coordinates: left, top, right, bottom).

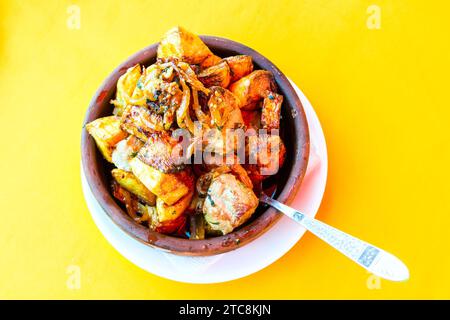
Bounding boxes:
130 157 193 206
200 54 222 69
86 116 128 162
157 26 217 66
121 105 164 141
229 70 276 110
223 55 253 82
111 64 142 116
198 61 231 88
112 168 156 206
156 191 193 222
261 92 283 131
203 174 258 235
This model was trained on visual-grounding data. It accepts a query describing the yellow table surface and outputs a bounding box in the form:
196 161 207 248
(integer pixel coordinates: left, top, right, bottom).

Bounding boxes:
1 0 449 299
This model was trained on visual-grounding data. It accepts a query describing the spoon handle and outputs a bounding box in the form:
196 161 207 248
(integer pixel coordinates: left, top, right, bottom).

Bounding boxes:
260 194 409 282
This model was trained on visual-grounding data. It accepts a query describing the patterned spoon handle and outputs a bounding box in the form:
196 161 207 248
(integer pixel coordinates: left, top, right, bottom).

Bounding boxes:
260 194 409 282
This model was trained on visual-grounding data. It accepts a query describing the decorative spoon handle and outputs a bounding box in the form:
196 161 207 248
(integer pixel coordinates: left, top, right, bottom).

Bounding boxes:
260 194 409 282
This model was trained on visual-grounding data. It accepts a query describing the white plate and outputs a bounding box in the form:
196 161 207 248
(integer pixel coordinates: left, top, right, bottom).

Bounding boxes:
81 80 328 284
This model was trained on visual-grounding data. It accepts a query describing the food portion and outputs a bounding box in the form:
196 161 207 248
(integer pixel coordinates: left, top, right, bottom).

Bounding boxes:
223 55 253 82
229 70 276 110
86 27 287 238
129 157 192 206
86 116 128 162
203 174 259 235
198 61 231 88
157 26 221 67
111 168 156 206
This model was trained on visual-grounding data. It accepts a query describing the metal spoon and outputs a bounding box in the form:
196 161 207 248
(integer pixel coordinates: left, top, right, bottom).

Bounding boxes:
259 193 409 282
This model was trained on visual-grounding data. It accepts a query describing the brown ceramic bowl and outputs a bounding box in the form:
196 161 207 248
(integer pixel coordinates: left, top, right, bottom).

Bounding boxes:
81 36 310 256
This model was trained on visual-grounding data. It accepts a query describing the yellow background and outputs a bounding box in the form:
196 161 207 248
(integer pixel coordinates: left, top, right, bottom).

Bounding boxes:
0 0 449 299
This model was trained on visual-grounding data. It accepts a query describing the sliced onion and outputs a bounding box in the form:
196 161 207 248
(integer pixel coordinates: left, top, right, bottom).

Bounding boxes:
176 78 195 134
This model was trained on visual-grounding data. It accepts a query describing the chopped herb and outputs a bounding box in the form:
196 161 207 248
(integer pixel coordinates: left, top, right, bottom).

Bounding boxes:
160 105 169 113
205 216 220 225
130 151 138 158
146 99 159 109
237 180 247 189
206 194 215 207
153 90 162 100
137 79 143 90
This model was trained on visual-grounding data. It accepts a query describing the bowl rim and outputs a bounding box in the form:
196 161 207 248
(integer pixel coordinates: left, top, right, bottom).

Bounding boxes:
81 35 310 256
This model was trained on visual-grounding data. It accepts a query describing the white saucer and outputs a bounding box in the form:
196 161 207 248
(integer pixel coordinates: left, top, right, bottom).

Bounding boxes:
81 80 328 284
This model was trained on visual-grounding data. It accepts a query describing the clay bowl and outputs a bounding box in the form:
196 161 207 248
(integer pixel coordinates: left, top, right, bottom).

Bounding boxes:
81 36 310 256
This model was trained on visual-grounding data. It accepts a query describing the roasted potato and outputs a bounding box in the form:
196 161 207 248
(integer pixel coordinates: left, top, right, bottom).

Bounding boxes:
156 191 193 222
261 92 283 131
200 54 222 69
223 55 253 82
111 64 142 116
137 132 186 173
121 105 165 141
229 70 276 110
157 26 219 66
198 61 231 88
86 116 128 162
203 174 258 235
129 157 193 206
112 168 156 206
